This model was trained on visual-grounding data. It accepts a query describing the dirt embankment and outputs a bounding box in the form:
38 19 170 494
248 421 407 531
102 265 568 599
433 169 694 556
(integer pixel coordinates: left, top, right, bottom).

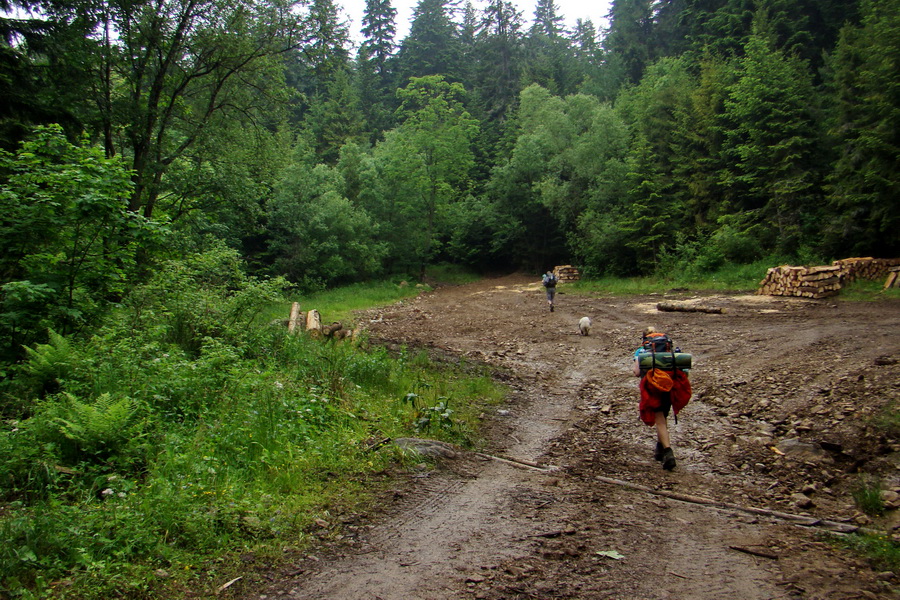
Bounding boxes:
243 274 900 600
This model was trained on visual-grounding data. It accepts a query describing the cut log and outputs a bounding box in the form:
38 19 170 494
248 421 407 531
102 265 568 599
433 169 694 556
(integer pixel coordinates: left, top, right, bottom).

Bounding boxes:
288 302 304 333
306 309 322 337
885 271 899 289
322 321 343 336
657 302 723 314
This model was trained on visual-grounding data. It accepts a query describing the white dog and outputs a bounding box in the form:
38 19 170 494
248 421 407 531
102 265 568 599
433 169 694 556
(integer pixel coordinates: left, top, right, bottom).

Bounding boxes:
578 316 592 336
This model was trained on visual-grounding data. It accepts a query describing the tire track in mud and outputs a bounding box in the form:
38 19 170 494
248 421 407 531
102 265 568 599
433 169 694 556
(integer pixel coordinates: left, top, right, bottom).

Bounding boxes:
283 464 550 599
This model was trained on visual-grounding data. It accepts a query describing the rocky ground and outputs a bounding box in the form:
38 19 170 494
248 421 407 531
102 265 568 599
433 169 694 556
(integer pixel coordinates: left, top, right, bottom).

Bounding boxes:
241 273 900 600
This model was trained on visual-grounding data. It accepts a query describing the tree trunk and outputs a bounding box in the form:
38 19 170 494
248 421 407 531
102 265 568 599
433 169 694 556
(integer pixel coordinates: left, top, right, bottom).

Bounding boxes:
288 302 303 333
306 309 322 337
656 302 723 314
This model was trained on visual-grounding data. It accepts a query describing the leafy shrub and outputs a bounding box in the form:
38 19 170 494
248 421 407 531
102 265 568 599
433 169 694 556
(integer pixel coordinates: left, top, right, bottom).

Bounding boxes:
0 126 165 358
120 243 288 355
0 281 57 364
0 424 58 500
710 223 766 264
403 392 456 433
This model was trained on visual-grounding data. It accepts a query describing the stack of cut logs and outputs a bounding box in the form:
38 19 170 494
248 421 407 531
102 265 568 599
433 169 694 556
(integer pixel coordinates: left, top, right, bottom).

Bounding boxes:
553 265 581 283
832 257 900 283
757 265 843 299
758 257 900 298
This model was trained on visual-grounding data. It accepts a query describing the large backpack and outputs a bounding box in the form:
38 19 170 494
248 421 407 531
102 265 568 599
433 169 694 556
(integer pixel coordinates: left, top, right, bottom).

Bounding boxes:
642 332 673 353
638 332 692 373
543 274 557 288
639 332 693 424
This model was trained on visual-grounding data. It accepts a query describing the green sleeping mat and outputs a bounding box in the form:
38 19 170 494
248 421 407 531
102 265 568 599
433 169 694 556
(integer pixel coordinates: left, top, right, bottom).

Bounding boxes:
637 352 692 371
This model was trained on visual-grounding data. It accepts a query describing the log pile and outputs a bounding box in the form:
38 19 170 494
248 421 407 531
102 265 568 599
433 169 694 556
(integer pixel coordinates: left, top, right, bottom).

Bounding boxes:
757 265 843 299
280 304 355 341
832 257 900 282
553 265 580 283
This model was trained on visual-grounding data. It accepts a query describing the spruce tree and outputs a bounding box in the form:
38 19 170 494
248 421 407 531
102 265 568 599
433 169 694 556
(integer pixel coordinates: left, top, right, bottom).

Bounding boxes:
824 0 899 255
718 25 821 255
360 0 397 73
394 0 464 83
357 0 399 139
522 0 581 96
602 0 654 87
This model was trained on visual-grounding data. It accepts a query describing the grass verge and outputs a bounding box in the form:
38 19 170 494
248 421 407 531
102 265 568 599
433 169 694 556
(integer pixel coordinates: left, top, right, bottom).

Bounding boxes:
838 280 900 302
567 262 767 296
839 532 900 573
0 275 505 600
261 279 427 328
567 262 900 299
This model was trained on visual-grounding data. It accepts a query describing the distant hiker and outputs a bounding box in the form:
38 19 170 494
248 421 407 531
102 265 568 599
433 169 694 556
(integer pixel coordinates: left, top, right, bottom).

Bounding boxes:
542 270 558 312
632 326 692 471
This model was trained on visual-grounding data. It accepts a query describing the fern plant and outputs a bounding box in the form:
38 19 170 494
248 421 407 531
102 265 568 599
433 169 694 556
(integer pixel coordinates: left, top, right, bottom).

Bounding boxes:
38 393 146 465
21 329 77 395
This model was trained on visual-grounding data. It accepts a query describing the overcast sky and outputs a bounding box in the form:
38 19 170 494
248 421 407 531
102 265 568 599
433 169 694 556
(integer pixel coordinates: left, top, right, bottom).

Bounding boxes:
339 0 612 44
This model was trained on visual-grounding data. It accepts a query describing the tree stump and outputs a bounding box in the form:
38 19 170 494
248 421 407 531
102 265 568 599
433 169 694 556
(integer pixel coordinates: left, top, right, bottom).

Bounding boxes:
306 309 322 337
288 302 304 333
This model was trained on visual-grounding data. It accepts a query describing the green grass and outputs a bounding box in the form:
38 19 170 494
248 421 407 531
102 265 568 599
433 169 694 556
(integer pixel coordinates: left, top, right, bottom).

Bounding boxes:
852 475 886 517
838 280 900 302
567 262 900 300
874 402 900 438
568 262 768 296
262 268 480 328
839 532 900 573
260 279 428 328
0 276 506 600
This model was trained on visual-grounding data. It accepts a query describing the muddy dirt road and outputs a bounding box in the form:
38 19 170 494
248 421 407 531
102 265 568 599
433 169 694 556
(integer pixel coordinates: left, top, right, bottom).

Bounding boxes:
249 274 900 600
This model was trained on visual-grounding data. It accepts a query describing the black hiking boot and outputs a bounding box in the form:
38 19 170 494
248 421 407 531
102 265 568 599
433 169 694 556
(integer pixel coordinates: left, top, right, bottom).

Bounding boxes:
654 441 665 461
549 304 554 312
661 447 676 471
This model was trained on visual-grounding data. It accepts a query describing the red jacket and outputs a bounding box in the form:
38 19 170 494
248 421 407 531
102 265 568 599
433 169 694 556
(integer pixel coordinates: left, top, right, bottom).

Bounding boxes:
639 370 692 426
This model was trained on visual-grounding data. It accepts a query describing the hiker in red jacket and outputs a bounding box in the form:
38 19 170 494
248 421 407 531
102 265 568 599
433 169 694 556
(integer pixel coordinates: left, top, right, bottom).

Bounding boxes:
633 326 692 471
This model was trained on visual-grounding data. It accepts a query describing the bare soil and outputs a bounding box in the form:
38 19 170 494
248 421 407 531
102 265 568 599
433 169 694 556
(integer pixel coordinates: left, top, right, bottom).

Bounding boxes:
244 273 900 600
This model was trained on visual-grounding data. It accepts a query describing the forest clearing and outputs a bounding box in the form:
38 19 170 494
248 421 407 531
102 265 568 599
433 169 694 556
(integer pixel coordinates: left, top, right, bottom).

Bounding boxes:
236 273 900 599
2 0 898 596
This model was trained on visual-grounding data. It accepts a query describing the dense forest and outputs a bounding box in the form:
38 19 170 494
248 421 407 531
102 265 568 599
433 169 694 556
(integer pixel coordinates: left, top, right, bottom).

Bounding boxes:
0 0 898 352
